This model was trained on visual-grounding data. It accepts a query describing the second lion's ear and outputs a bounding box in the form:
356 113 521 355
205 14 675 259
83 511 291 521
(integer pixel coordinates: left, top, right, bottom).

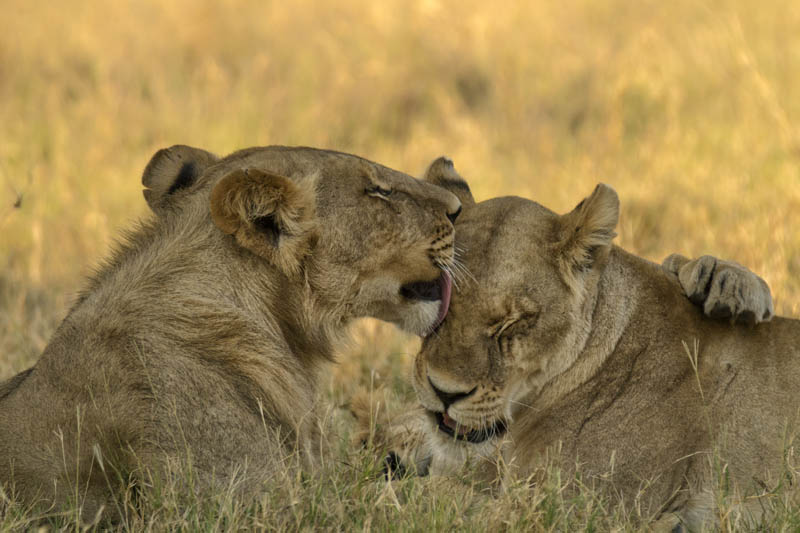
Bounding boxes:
142 145 219 212
556 183 619 289
210 168 318 276
422 157 475 206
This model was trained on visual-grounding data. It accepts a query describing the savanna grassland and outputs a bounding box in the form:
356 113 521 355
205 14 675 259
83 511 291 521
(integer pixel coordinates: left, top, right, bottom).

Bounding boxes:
1 0 800 530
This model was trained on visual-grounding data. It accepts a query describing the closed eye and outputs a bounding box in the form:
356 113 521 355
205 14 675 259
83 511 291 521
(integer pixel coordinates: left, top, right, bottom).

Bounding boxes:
489 312 539 339
489 319 515 339
366 185 393 198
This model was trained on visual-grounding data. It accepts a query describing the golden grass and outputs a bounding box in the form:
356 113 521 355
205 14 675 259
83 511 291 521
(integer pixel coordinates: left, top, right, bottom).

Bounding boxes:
1 0 799 529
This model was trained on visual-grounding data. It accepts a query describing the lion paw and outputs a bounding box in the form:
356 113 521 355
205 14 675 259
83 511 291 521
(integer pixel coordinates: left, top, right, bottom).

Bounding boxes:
348 388 433 478
662 254 773 324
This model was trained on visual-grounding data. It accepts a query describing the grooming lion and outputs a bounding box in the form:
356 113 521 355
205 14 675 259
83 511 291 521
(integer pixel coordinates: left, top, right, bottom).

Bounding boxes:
375 161 785 530
0 145 462 517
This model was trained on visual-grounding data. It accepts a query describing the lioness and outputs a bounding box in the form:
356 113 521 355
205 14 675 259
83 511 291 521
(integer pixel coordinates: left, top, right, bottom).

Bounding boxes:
383 161 787 530
0 145 462 517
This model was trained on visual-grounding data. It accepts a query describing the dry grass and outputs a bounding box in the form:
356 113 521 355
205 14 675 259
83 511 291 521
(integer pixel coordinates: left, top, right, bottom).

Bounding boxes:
1 0 799 529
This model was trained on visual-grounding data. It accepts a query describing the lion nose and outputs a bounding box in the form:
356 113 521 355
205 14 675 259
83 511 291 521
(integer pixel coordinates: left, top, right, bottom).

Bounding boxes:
428 377 476 409
446 205 462 225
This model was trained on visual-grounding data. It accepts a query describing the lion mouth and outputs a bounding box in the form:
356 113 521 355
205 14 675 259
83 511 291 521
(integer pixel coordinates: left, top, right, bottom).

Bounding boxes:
400 271 452 332
433 411 507 444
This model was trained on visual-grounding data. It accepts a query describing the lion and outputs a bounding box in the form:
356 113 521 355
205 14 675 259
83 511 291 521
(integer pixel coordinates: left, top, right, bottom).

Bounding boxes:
368 159 785 531
0 145 463 519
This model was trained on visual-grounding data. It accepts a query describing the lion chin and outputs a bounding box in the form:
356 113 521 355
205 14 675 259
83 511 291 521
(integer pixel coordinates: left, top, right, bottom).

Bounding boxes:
395 271 453 336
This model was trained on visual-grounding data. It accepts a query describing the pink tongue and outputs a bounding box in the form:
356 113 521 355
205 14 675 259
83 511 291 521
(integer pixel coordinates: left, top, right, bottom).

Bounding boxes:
443 412 470 436
434 271 452 329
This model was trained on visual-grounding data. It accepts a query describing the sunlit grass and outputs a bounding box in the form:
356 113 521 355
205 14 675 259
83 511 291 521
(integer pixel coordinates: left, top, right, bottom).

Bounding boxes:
1 0 799 529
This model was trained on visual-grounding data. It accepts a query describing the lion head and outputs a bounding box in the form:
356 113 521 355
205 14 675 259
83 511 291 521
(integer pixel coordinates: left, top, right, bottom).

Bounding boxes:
410 160 625 461
142 145 463 336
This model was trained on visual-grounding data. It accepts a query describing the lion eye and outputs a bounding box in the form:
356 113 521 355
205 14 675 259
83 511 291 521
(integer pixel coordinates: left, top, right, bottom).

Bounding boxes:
490 313 539 340
366 185 393 198
489 320 514 339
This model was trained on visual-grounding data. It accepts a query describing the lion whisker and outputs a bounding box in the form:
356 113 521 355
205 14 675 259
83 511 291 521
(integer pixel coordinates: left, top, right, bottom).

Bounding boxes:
508 399 539 412
450 257 476 287
436 259 464 292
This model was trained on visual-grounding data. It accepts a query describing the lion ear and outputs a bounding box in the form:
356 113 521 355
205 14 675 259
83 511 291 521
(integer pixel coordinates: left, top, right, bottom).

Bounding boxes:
557 184 619 281
142 145 219 211
422 157 475 206
210 168 318 276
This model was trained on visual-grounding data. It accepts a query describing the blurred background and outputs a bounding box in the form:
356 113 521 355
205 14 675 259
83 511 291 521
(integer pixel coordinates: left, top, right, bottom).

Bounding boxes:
1 0 798 398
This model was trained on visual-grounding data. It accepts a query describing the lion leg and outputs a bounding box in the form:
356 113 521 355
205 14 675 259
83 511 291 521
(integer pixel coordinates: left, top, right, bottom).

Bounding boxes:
662 254 773 324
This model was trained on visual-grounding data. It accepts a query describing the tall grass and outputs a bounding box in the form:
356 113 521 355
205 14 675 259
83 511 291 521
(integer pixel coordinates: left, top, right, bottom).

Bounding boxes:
1 0 799 529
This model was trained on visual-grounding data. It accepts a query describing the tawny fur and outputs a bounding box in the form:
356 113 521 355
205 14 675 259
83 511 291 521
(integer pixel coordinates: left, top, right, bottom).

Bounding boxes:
377 163 782 530
0 145 462 518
